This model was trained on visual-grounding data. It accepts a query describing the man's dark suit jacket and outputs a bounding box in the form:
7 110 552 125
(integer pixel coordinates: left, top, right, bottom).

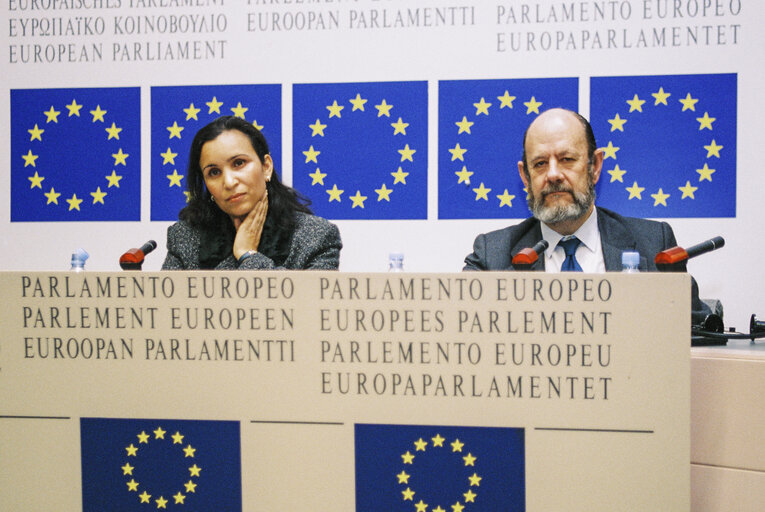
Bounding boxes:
463 207 711 324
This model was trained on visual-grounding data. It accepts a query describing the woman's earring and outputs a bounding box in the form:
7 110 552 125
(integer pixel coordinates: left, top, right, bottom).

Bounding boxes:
209 195 215 202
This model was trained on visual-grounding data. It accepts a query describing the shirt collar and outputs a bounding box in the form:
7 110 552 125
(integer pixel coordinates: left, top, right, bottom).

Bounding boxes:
540 206 600 259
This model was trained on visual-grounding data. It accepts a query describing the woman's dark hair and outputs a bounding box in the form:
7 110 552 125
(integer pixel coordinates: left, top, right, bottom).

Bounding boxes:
179 116 312 265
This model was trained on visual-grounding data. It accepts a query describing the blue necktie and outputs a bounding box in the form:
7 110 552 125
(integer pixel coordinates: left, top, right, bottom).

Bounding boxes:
559 236 583 272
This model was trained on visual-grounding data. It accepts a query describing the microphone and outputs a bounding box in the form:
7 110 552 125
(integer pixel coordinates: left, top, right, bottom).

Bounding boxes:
512 240 549 270
655 236 724 271
119 240 157 270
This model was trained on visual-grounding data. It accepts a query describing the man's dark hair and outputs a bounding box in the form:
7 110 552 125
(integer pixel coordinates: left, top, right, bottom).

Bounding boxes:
520 108 597 176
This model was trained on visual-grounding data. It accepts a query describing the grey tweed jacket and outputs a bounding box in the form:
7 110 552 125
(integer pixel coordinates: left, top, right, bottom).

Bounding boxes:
162 212 342 270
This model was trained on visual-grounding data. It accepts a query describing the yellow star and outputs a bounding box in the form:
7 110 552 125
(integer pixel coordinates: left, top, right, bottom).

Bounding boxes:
473 183 491 201
455 116 474 134
303 145 320 163
188 464 202 477
626 94 645 112
463 452 477 466
167 121 184 139
696 163 716 182
497 90 516 108
183 444 196 457
309 119 327 137
452 502 465 512
376 183 393 202
679 180 698 199
28 171 44 189
415 499 428 512
626 181 644 199
349 190 367 208
183 103 201 120
167 170 184 187
173 492 186 504
607 113 627 132
184 190 191 202
375 99 393 117
112 148 129 166
349 93 367 111
524 96 543 114
414 438 428 451
679 93 699 112
106 170 123 188
89 105 107 122
326 100 344 118
139 491 151 503
44 187 60 204
434 507 446 512
398 144 416 162
125 443 138 456
431 434 445 447
652 87 671 105
468 472 482 486
607 164 627 182
473 97 491 115
451 439 464 452
309 168 327 185
155 496 168 509
252 119 264 131
44 106 60 123
463 489 477 503
704 139 723 158
651 188 670 206
326 184 343 202
154 427 166 439
160 147 178 165
126 479 139 492
172 432 184 444
696 112 716 130
448 143 467 162
391 166 409 184
67 194 83 211
455 166 473 184
401 450 415 464
66 99 83 117
22 150 39 167
91 187 107 205
184 480 197 493
402 487 415 501
206 96 223 114
396 470 410 484
105 122 122 140
391 117 409 135
602 141 619 160
121 463 134 475
497 189 515 207
28 124 45 141
230 102 248 118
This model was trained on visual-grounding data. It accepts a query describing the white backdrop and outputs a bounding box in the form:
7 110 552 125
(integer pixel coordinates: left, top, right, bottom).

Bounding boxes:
2 0 762 332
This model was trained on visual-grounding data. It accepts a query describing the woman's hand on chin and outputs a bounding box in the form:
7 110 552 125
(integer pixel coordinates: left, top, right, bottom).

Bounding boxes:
233 194 268 260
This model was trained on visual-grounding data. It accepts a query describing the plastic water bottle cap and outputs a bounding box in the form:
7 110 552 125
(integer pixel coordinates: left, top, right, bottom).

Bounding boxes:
621 251 640 267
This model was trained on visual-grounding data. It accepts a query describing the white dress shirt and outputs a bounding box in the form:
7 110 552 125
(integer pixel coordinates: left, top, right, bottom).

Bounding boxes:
540 207 606 273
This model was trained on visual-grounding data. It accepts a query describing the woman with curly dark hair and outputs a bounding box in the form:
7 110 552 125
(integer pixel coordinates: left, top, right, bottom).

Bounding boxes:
162 116 342 270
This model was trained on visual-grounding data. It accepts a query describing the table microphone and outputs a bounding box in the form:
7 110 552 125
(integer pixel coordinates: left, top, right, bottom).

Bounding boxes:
512 240 549 270
655 236 724 271
119 240 157 270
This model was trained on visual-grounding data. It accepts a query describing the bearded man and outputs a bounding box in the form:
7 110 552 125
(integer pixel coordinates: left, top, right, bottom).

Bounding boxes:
463 108 711 323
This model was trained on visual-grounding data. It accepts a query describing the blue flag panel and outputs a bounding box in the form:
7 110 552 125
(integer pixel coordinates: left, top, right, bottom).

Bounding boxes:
355 423 525 511
80 417 241 512
150 84 282 221
10 87 141 222
590 73 736 218
438 78 578 219
293 81 428 220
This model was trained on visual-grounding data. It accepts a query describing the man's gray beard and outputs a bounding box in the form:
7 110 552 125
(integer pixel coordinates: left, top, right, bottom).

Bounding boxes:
527 181 596 225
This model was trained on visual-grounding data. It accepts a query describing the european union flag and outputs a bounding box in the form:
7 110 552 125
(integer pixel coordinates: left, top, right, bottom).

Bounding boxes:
150 84 282 221
438 78 578 219
10 87 140 222
81 417 241 511
293 81 428 219
355 423 525 511
590 73 736 217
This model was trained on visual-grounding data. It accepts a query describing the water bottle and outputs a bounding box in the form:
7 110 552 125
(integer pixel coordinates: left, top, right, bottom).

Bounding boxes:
621 251 640 273
388 253 404 272
70 248 89 272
